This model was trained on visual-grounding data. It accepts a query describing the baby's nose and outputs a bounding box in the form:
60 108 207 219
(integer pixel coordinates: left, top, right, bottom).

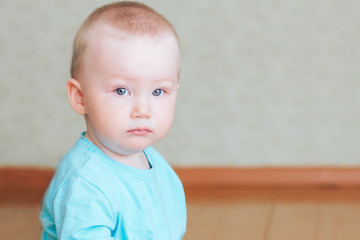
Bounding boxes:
130 97 151 119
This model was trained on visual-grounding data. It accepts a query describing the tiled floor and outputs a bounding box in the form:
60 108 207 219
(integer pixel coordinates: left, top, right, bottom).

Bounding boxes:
2 187 360 240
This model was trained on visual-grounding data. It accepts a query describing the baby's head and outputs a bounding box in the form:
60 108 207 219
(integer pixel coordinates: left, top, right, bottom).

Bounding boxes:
70 1 179 80
67 2 180 159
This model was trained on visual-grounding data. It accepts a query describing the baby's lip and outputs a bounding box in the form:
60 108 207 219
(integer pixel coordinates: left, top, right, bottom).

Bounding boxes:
127 128 152 136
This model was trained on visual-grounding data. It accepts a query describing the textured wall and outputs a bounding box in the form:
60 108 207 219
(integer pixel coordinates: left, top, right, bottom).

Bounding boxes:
1 0 359 167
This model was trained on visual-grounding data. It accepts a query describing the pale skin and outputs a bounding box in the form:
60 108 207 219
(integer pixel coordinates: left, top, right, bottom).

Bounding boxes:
66 28 180 169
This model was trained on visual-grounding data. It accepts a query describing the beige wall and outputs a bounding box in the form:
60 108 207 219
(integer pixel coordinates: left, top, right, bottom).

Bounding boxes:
1 0 359 167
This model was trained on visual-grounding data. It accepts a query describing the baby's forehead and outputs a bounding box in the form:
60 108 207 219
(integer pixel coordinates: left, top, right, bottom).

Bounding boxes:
81 26 180 83
87 23 180 56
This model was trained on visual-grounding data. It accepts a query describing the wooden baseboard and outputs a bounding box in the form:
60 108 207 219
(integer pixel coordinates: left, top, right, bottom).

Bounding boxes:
0 167 54 204
174 167 360 187
1 167 360 204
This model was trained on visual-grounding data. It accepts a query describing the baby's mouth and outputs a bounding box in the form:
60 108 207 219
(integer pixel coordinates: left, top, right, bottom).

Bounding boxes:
127 128 152 136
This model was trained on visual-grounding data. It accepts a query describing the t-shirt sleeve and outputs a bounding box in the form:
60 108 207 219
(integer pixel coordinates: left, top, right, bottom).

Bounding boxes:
52 177 115 240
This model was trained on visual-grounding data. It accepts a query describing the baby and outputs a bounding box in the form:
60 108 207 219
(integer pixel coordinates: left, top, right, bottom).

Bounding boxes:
40 2 186 239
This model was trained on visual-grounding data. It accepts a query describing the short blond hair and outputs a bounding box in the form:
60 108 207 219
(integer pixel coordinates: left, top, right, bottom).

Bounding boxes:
70 1 178 79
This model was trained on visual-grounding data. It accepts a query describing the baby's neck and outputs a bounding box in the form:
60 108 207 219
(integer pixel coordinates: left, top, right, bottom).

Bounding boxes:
103 149 151 170
119 151 151 170
84 132 150 170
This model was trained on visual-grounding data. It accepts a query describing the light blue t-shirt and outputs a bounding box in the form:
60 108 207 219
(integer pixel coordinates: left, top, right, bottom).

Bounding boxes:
40 133 187 240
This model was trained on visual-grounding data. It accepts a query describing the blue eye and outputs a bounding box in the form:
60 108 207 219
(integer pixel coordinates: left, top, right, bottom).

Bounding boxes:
152 89 163 96
115 88 128 95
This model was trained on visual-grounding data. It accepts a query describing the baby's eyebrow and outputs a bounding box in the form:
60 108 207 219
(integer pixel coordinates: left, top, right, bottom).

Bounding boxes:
153 77 177 85
107 75 133 83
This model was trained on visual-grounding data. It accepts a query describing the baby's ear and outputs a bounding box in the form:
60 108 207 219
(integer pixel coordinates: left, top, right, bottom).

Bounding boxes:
66 78 86 115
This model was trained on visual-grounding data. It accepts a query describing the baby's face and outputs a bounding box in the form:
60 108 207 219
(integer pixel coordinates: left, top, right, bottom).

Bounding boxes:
79 31 180 158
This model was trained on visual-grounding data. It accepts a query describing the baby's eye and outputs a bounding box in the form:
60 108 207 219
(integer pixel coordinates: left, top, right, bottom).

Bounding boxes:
152 89 164 96
115 88 128 96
